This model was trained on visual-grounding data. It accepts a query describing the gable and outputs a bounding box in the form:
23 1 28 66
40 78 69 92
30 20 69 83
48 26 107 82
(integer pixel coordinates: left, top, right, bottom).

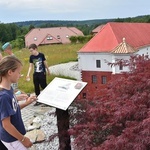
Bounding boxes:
40 34 61 45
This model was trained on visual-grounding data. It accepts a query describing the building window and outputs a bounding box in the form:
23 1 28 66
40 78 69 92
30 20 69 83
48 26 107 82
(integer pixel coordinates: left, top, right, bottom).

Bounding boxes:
47 36 53 40
96 60 101 68
92 75 97 83
34 37 37 41
101 76 107 84
83 93 86 99
119 61 123 70
66 35 69 38
57 35 60 39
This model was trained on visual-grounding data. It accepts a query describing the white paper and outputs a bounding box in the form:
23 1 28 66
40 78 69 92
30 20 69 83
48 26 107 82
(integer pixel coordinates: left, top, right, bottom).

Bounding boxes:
37 77 87 110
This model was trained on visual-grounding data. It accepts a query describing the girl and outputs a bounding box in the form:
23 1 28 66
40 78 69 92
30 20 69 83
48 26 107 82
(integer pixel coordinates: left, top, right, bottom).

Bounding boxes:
0 56 37 150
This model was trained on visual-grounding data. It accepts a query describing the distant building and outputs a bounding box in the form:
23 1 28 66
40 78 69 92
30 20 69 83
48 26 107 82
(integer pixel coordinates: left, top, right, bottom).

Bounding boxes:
91 24 105 35
78 22 150 99
25 27 84 47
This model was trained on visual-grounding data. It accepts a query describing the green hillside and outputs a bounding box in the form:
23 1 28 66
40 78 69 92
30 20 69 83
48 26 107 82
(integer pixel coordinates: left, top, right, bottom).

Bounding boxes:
10 43 84 93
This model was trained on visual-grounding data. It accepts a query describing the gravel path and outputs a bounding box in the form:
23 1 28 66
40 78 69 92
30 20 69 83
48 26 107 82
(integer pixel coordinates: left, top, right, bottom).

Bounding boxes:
49 61 81 81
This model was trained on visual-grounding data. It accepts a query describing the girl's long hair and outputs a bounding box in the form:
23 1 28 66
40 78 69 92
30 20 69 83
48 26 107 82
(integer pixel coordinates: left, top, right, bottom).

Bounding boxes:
0 56 22 82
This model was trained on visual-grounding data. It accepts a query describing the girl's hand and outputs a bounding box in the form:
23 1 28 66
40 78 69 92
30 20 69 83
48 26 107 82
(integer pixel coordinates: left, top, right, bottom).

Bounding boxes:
26 95 37 105
26 76 30 81
16 94 28 101
21 136 33 148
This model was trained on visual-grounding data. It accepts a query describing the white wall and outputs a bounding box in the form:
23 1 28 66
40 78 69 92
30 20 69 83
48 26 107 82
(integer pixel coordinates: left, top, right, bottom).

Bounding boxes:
111 54 130 74
78 52 131 73
78 52 112 71
78 46 150 74
136 46 150 56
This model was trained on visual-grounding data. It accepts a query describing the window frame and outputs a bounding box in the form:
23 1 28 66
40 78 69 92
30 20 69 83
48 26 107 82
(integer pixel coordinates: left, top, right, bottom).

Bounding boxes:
92 75 97 83
96 60 101 68
101 76 107 84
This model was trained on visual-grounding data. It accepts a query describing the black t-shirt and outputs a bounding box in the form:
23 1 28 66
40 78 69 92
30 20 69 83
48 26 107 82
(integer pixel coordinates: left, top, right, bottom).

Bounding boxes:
29 52 46 73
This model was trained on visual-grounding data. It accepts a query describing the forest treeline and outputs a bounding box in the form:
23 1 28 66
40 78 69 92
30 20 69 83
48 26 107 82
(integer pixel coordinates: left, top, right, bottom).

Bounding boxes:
0 15 150 49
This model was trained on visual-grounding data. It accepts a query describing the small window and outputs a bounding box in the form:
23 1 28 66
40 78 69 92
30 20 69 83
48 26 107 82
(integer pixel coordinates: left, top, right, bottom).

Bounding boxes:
101 76 107 84
34 37 37 41
47 36 53 40
119 62 123 70
92 75 97 83
66 35 69 38
57 35 60 39
96 60 101 68
83 93 86 99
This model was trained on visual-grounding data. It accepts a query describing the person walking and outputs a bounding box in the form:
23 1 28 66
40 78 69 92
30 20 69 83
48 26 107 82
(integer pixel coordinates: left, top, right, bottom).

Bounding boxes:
0 56 37 150
2 42 18 91
26 43 50 106
2 42 14 56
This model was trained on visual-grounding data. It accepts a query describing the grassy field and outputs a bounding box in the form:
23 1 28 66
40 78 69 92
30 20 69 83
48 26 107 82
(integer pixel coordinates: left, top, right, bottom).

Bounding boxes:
4 43 84 93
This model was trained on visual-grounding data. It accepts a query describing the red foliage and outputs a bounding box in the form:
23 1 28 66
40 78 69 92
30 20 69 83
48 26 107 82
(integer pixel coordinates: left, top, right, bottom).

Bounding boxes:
69 55 150 150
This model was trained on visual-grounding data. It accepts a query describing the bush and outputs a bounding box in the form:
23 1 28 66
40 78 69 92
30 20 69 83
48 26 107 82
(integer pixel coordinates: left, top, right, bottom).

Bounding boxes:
69 55 150 150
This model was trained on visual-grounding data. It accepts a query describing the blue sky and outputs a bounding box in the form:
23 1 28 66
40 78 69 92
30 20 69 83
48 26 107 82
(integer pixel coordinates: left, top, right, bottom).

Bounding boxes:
0 0 149 23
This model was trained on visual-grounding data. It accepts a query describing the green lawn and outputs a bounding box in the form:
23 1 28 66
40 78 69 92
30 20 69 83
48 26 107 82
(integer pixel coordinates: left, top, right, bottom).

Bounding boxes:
10 43 84 93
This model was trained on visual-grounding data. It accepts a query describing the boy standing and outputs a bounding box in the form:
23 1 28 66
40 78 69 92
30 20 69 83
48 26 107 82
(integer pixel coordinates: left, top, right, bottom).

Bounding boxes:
26 43 50 106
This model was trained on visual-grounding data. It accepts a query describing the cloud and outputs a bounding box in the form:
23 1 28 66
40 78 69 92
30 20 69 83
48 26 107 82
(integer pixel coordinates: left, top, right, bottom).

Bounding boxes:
0 0 149 23
0 0 115 13
0 0 78 10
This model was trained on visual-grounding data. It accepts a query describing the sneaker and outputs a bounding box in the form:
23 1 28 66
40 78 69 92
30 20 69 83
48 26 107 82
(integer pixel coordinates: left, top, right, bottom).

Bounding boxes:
33 102 42 106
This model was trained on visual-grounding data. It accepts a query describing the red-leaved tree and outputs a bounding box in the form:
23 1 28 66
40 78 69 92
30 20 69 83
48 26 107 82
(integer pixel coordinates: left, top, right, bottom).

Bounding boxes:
69 55 150 150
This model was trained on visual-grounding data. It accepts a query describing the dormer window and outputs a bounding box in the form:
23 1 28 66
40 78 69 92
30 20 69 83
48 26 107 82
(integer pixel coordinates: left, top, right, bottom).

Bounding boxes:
57 35 60 39
47 36 53 40
34 37 37 41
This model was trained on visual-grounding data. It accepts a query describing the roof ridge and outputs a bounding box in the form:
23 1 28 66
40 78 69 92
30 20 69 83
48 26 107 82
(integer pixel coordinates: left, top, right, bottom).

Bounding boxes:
108 22 119 45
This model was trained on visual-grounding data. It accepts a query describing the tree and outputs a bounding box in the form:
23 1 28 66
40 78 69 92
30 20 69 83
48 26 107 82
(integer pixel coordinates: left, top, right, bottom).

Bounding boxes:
28 24 35 31
69 36 78 44
69 55 150 150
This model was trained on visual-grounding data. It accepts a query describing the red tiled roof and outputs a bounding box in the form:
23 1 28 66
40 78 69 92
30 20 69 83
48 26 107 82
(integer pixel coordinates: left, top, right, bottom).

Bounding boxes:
91 24 105 34
79 22 150 53
68 27 84 35
25 27 84 47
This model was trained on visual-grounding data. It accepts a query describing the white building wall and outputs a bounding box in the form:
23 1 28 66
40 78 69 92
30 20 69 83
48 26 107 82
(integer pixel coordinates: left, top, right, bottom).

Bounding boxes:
78 52 112 72
78 52 131 73
78 46 150 74
111 54 131 74
136 46 150 56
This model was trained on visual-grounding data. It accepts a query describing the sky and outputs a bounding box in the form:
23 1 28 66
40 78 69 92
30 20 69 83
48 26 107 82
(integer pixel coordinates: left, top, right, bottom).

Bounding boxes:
0 0 149 23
